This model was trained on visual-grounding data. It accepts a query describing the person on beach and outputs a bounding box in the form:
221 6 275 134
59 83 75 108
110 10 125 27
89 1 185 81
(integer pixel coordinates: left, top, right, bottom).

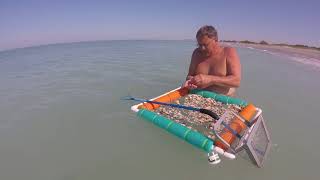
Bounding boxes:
183 25 241 97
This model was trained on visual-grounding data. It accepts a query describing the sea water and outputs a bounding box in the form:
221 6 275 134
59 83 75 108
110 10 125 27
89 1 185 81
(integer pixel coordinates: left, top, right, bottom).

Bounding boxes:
0 40 319 179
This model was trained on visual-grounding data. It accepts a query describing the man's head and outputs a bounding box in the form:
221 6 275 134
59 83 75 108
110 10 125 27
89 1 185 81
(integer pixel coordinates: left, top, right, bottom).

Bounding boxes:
196 25 218 56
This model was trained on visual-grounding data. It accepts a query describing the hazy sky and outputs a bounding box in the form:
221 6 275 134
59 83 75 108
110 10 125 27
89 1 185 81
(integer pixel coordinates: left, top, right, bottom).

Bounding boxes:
1 0 319 51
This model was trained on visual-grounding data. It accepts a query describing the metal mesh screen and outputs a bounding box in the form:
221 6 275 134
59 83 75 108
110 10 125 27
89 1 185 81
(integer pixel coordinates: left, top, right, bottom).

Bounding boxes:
247 115 271 167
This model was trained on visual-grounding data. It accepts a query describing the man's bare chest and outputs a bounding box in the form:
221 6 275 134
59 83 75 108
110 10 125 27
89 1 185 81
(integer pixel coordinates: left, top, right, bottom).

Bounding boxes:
195 56 227 76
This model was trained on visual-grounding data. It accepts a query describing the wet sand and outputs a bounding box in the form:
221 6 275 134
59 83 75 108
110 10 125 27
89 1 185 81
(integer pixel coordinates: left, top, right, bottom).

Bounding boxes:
222 42 320 68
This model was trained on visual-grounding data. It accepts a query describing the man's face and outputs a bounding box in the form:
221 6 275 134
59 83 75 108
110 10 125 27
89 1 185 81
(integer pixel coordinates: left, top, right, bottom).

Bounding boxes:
197 35 216 56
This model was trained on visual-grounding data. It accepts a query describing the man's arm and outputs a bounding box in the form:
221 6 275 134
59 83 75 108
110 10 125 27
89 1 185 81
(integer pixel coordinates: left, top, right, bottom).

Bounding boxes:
182 49 199 89
192 47 241 88
186 49 198 80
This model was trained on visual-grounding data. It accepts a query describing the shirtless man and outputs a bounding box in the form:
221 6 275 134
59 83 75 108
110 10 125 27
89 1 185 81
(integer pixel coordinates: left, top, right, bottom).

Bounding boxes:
183 25 241 97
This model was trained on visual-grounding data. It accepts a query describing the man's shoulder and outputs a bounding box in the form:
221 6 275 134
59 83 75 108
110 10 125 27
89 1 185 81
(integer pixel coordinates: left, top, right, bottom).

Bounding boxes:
223 46 238 59
192 48 201 59
223 46 237 54
192 47 201 55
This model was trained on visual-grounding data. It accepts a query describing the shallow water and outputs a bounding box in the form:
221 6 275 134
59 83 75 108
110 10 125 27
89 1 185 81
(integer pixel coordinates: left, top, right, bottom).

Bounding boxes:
0 40 319 179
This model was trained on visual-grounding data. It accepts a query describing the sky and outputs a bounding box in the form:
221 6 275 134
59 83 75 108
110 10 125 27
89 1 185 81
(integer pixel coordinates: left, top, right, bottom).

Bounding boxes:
0 0 319 51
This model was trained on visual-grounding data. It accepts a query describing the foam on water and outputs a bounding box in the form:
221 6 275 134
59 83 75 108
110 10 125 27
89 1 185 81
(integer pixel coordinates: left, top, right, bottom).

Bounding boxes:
245 46 320 69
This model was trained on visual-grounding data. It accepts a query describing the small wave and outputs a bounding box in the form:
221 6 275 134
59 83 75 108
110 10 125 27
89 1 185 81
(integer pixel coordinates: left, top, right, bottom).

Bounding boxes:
249 47 320 69
135 52 145 55
289 56 320 68
267 51 320 69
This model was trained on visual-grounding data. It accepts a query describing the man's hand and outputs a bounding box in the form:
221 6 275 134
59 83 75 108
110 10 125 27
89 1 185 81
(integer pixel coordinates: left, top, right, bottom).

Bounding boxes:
182 76 198 89
190 74 213 88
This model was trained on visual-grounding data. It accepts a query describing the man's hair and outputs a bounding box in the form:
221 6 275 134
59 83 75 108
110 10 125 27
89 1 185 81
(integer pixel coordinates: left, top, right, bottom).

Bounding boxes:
196 25 218 41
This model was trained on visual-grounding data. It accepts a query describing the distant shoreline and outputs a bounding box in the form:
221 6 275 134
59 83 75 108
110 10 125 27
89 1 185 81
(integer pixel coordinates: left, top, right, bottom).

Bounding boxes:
222 42 320 68
221 40 320 51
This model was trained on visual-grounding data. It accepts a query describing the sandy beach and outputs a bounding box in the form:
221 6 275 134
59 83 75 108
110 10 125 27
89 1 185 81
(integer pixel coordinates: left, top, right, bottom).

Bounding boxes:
223 42 320 68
